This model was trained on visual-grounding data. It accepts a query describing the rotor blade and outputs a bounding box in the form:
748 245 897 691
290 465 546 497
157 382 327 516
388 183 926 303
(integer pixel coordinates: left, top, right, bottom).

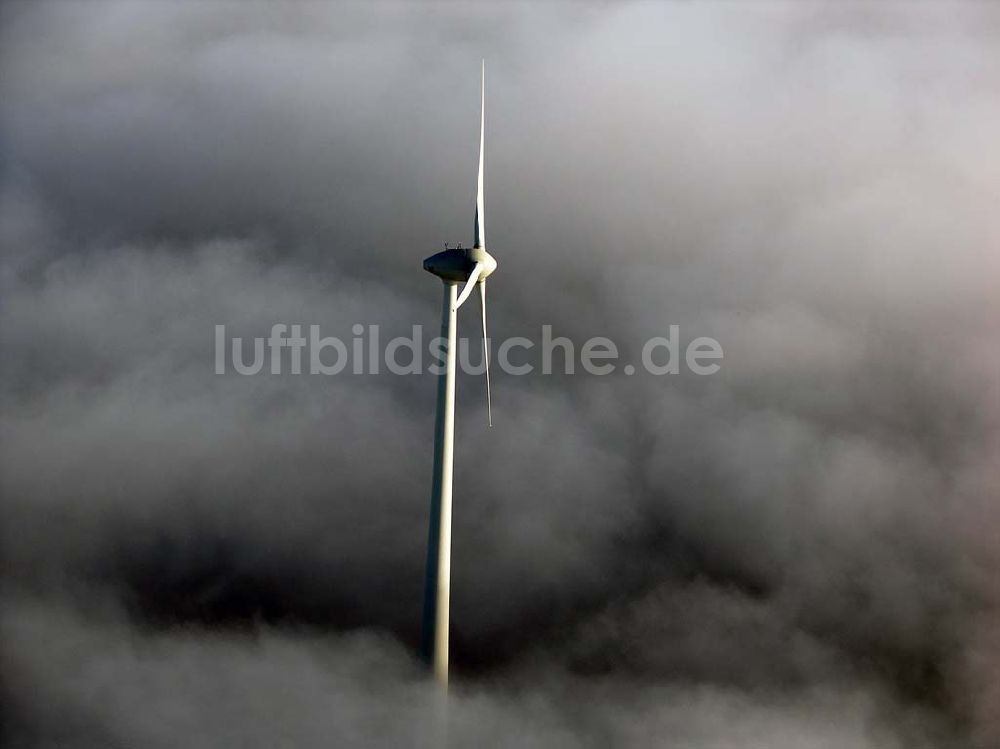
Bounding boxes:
454 262 483 309
480 280 492 427
473 60 485 249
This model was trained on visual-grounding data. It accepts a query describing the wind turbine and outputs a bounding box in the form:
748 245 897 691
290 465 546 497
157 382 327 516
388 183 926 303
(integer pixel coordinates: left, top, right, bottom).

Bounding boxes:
421 61 497 687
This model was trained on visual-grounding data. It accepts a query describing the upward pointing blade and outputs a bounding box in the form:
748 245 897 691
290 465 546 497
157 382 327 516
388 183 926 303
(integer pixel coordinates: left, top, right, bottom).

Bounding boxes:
474 60 485 249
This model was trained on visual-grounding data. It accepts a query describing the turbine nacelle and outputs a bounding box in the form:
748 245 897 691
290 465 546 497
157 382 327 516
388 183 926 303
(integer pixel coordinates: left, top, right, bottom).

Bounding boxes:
423 247 474 284
423 246 497 287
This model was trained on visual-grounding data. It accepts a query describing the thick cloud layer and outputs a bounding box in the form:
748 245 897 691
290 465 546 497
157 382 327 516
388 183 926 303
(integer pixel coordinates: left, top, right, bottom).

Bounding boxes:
2 2 999 747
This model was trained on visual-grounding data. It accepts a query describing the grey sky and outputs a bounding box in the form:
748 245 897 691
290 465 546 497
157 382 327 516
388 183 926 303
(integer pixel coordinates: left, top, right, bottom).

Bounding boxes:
2 2 999 747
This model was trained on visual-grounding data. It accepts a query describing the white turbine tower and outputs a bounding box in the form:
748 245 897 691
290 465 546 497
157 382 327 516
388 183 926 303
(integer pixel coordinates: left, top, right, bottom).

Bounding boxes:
421 61 496 687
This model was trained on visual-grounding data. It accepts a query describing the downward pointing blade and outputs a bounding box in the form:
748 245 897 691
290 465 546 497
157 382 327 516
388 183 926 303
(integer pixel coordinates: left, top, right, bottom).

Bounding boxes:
480 280 492 427
474 60 485 249
454 262 483 309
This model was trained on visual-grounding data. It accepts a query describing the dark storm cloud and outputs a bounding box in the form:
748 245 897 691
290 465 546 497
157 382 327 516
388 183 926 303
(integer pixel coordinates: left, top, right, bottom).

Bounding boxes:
2 1 999 747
